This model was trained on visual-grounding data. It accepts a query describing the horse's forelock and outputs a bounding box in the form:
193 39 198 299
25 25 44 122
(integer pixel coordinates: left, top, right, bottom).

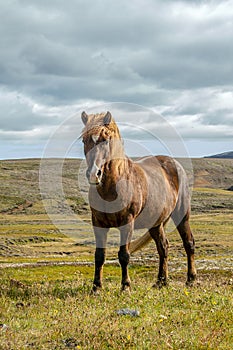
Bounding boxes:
81 113 120 140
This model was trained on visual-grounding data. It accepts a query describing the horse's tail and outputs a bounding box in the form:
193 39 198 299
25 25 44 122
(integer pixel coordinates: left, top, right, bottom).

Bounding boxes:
129 231 152 254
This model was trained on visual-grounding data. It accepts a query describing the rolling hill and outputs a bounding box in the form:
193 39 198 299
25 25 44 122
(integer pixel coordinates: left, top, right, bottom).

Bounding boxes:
205 150 233 159
0 157 232 215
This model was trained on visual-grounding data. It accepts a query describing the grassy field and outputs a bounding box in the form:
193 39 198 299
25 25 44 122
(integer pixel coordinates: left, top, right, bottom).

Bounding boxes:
0 158 233 349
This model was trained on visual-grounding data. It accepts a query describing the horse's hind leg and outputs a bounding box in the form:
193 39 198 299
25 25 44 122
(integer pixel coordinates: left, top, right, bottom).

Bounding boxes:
119 222 133 291
149 224 169 287
176 212 197 285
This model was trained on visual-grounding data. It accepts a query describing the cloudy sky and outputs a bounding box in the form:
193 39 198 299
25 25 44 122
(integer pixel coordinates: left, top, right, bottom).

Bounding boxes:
0 0 232 159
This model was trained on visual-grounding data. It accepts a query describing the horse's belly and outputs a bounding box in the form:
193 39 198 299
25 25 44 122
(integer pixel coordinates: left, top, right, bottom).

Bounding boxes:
134 183 178 229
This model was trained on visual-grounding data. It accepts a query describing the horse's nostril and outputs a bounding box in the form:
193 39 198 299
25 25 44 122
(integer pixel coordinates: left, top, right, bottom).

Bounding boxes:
97 169 102 178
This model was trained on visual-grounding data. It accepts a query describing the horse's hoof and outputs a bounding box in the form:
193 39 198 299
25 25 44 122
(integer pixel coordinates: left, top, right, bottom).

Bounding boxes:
186 279 196 287
186 273 197 287
153 280 168 289
121 285 131 294
91 285 102 295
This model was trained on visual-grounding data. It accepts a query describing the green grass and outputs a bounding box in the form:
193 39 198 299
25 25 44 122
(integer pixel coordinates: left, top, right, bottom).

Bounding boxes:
1 212 233 350
1 267 232 350
191 187 233 213
0 159 233 349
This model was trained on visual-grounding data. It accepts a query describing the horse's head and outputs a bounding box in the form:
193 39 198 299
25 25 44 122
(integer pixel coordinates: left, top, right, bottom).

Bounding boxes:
81 111 123 185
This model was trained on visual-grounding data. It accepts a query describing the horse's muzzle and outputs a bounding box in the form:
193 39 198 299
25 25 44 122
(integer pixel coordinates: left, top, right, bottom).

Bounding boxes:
86 168 102 185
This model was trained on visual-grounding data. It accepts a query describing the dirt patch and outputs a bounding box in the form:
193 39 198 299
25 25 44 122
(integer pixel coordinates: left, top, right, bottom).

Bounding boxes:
0 200 33 214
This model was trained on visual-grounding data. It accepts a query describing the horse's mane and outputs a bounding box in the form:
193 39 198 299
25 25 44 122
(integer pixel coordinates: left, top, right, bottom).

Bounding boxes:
81 113 121 139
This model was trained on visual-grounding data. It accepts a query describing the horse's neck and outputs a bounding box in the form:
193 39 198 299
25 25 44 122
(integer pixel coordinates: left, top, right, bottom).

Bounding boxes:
103 157 131 185
109 156 129 174
110 138 125 158
101 138 132 186
108 138 127 173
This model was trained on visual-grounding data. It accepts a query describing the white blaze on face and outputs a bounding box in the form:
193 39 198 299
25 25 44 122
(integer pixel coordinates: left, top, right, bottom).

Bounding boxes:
89 161 100 184
92 134 99 144
88 133 102 184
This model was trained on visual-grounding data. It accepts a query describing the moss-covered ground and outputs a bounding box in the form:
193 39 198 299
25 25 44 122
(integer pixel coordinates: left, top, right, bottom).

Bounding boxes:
0 159 232 349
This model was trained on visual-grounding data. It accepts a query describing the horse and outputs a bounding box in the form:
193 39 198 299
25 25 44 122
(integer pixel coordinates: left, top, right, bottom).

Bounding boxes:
81 111 197 292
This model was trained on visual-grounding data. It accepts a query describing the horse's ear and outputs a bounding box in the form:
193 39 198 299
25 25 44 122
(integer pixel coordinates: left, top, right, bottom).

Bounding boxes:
81 111 89 125
104 111 112 125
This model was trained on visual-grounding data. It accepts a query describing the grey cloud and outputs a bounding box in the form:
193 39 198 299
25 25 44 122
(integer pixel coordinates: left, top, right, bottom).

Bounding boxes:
1 0 233 104
200 112 233 126
0 0 233 159
0 92 61 132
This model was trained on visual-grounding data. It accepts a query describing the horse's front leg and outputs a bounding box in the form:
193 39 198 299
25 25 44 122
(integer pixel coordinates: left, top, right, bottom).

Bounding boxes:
119 222 133 291
93 226 108 293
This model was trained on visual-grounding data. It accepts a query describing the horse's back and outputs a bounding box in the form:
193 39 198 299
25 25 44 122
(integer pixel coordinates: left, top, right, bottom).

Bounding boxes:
136 155 179 186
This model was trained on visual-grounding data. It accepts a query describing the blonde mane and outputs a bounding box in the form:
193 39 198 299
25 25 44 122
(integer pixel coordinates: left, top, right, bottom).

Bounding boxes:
81 113 121 140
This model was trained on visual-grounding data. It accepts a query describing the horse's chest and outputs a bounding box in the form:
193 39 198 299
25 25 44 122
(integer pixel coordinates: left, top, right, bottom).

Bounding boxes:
92 208 133 228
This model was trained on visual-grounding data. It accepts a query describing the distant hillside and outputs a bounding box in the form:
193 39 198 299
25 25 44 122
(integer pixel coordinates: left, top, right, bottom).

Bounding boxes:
191 158 233 188
204 151 233 159
0 158 232 214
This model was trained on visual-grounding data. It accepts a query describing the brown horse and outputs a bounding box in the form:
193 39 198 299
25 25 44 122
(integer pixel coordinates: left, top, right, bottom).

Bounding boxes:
81 111 196 292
